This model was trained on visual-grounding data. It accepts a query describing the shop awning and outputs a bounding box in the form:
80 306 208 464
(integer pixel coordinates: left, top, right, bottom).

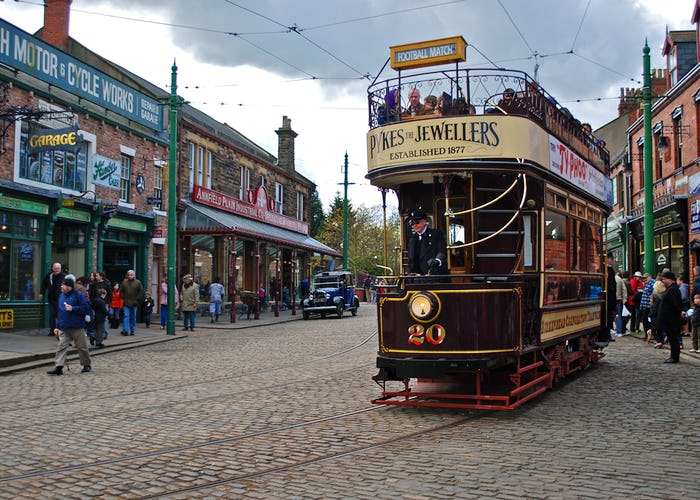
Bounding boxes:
180 199 341 257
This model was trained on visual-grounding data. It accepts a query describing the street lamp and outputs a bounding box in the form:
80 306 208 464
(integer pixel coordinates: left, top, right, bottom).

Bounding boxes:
274 256 280 317
230 245 237 324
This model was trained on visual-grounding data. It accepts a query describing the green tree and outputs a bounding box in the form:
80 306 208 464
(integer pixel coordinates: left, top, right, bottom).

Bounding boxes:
311 191 400 279
316 192 355 254
350 205 400 277
309 190 325 238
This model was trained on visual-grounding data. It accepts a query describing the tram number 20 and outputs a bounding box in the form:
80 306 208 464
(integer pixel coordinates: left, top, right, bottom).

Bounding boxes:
408 324 446 345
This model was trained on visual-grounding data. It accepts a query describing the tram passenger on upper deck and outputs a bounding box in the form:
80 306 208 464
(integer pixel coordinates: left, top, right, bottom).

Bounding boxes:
419 95 438 116
498 88 516 107
437 92 452 115
404 87 423 117
377 89 400 125
406 210 449 277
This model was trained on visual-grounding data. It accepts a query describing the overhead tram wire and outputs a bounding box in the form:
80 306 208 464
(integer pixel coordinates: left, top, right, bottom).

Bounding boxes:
571 51 641 83
569 0 592 52
300 0 469 31
183 75 370 91
222 0 371 80
233 34 318 80
496 0 535 55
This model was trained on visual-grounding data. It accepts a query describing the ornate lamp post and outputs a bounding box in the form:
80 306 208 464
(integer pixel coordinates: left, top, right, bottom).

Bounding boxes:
166 60 180 336
229 240 237 324
642 41 654 275
274 254 280 317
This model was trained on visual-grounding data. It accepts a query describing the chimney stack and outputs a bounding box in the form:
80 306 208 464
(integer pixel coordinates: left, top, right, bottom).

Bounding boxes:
42 0 72 50
276 116 298 171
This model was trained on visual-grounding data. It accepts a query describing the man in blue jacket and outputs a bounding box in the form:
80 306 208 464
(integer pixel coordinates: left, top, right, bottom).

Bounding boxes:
47 275 92 375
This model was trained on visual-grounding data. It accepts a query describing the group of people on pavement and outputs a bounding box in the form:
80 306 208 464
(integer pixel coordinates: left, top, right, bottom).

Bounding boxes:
42 265 146 376
605 252 697 364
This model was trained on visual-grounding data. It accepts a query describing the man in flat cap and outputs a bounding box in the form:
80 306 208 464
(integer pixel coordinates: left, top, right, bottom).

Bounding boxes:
47 274 92 375
406 210 448 277
657 271 683 363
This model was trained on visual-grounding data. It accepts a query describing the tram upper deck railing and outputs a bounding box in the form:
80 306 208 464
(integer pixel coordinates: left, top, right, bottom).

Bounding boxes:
367 68 609 173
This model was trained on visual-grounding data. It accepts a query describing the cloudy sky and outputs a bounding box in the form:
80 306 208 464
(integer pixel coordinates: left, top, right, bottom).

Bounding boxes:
0 0 694 209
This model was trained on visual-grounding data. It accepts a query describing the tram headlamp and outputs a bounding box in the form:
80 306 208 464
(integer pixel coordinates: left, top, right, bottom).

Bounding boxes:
408 292 439 322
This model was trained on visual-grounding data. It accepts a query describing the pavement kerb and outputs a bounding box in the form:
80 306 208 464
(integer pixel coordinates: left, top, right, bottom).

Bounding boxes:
0 334 187 376
0 313 302 376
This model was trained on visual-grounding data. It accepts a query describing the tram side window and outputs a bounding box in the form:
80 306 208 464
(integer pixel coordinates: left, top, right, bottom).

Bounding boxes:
544 210 567 271
573 220 600 273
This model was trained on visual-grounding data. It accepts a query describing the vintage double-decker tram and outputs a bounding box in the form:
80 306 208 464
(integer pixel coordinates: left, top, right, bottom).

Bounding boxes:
367 37 612 410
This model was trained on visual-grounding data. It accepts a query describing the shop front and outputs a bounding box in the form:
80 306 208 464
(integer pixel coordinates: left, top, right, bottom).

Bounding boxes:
179 185 339 317
100 214 155 288
629 196 688 278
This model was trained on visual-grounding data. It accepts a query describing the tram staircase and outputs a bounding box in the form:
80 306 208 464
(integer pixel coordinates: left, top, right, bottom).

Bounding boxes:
471 173 523 277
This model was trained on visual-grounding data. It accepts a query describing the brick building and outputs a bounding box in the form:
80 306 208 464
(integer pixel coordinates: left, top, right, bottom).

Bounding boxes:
0 2 170 327
603 0 700 281
0 0 337 328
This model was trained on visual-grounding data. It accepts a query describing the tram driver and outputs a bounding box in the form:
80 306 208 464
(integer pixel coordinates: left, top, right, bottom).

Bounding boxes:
406 210 449 278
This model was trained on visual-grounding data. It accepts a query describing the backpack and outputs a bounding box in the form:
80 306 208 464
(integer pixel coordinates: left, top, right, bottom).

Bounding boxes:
84 307 96 327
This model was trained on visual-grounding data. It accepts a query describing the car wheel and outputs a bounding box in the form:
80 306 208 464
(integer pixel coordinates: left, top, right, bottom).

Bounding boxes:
337 303 343 319
351 307 357 316
302 310 310 320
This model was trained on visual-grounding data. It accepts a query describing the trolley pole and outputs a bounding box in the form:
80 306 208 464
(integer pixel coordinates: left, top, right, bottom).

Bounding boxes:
166 61 180 335
642 41 654 275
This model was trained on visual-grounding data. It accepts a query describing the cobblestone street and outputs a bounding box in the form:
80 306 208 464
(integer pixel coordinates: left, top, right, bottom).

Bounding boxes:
0 307 698 499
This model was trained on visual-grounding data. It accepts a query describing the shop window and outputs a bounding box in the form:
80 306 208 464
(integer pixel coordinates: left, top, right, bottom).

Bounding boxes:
53 225 86 246
19 122 88 192
104 229 140 243
671 230 684 247
13 240 40 300
0 211 42 301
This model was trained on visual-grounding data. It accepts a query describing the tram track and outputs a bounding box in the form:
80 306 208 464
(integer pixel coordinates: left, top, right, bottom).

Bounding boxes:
0 403 480 498
0 330 378 418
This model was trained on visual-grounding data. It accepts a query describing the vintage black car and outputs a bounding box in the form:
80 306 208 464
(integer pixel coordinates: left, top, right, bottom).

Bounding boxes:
301 271 360 319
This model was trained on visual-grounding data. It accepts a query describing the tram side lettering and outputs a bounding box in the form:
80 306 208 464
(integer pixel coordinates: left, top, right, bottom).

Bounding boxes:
369 119 499 159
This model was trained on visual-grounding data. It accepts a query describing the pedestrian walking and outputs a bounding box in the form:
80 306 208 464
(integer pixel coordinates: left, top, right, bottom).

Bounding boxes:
39 262 66 336
656 271 683 363
159 275 179 329
208 276 225 322
91 288 109 348
180 274 198 331
46 275 92 375
690 293 700 352
639 273 655 340
109 282 123 329
120 270 144 336
143 292 154 328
